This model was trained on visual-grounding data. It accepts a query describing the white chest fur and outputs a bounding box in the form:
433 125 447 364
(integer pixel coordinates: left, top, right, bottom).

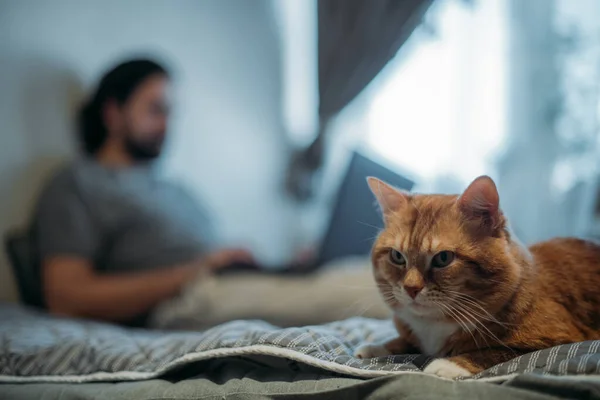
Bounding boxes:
396 309 459 356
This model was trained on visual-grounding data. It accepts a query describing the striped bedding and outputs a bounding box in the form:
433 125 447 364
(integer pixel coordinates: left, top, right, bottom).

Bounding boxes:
1 303 599 383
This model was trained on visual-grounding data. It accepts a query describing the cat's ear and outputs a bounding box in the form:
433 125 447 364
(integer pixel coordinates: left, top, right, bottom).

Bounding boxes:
458 176 503 231
367 177 409 219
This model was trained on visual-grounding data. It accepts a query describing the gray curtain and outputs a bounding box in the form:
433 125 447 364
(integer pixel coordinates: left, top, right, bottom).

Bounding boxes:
286 0 433 201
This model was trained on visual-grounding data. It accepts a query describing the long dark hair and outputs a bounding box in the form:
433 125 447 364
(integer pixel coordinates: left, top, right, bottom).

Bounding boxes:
77 59 169 155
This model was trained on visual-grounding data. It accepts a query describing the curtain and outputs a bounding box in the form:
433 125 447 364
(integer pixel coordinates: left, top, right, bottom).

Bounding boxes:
286 0 433 201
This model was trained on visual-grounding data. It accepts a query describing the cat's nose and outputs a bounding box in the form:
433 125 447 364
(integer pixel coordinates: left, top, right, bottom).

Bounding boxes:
404 285 423 299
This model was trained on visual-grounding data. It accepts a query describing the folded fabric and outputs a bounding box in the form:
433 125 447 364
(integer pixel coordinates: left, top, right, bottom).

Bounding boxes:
150 257 390 330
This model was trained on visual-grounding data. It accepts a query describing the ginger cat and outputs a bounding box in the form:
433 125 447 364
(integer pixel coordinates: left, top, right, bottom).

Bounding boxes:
355 175 600 379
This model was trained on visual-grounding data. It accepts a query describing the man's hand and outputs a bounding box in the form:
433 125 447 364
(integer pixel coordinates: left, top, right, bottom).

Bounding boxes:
202 248 255 270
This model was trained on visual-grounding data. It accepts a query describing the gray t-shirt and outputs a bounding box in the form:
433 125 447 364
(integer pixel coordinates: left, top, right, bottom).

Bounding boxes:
34 159 216 273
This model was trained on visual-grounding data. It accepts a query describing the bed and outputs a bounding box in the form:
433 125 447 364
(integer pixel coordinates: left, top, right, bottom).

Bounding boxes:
2 303 600 399
4 153 600 398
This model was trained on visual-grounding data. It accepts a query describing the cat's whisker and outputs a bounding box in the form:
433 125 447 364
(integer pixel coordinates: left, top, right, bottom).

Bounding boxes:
344 299 377 318
452 309 493 349
431 300 459 327
434 301 492 359
442 290 515 324
443 290 484 304
468 319 513 355
377 285 395 294
454 300 515 328
450 302 516 355
378 289 396 304
356 220 382 232
449 294 500 318
363 235 380 243
444 291 517 327
446 299 515 354
458 304 508 327
433 301 481 349
433 301 466 329
448 291 500 306
356 304 376 317
448 304 510 349
443 290 492 311
376 283 392 288
441 301 490 349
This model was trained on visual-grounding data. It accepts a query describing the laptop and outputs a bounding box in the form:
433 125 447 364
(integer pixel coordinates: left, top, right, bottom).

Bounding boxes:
316 151 414 266
218 151 414 275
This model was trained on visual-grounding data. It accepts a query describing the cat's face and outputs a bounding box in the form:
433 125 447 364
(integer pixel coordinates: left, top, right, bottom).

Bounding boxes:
369 176 523 320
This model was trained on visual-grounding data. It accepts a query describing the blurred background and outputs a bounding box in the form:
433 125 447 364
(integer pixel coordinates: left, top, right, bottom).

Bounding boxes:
0 0 599 303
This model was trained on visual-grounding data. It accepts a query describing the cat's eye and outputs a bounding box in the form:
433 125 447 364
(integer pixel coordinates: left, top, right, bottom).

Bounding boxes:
389 249 406 266
431 251 455 268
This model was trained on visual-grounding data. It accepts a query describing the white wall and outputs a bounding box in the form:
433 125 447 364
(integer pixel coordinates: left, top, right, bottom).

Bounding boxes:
0 0 297 302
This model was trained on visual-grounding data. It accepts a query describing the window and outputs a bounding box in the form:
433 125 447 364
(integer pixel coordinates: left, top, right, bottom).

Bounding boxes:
361 0 508 192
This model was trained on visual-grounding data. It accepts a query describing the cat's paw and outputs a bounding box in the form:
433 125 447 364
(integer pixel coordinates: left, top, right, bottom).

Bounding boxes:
354 344 391 359
423 359 473 379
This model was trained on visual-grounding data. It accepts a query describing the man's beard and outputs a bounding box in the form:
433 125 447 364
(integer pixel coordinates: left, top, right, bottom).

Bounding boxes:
124 134 164 161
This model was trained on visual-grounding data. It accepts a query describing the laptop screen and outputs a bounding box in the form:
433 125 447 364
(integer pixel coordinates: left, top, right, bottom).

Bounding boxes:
317 152 414 266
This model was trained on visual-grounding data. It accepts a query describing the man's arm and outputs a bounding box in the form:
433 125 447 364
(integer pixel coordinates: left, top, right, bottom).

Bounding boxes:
34 169 204 322
43 248 256 322
43 256 202 322
36 169 255 322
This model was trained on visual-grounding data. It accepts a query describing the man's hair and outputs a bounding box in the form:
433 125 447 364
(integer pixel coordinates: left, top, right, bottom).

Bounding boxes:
77 59 169 155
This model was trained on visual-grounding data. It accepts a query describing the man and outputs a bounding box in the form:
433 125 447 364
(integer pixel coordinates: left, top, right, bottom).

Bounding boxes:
35 59 257 326
34 58 389 329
